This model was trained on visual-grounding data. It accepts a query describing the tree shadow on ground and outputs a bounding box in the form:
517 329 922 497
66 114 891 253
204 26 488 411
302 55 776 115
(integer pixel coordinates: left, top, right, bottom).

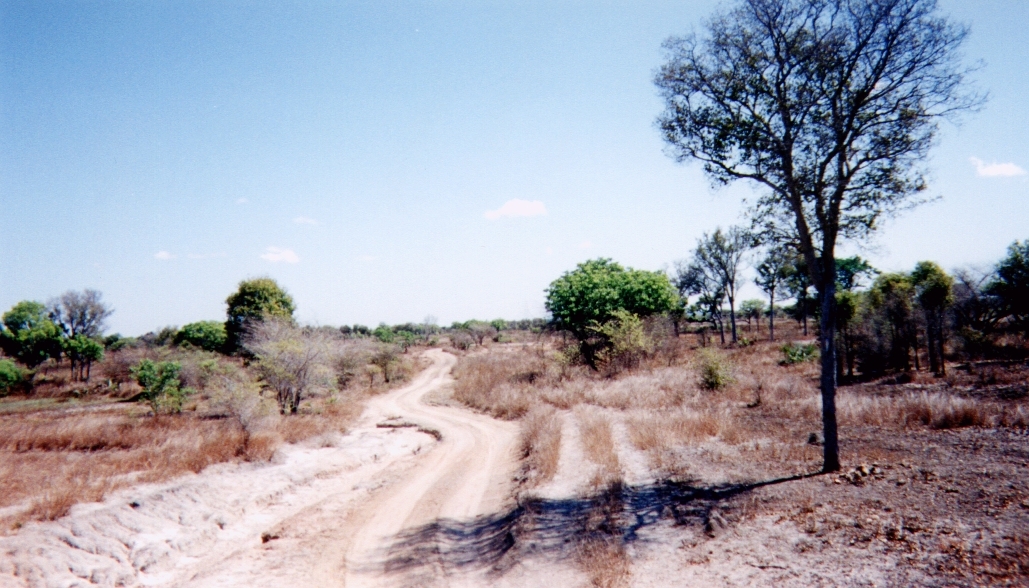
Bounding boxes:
371 472 820 584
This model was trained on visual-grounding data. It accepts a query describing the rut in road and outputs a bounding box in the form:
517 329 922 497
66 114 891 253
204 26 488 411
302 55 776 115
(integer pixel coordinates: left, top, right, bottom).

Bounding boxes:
341 348 521 588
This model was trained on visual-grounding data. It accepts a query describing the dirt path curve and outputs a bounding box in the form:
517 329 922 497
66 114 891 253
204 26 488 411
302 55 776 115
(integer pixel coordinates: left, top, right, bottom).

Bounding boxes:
339 348 520 587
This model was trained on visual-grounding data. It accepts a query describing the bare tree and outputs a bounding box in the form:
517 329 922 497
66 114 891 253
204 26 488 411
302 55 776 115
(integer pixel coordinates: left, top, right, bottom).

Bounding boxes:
245 319 336 415
673 258 727 345
656 0 980 471
693 227 753 344
48 289 113 338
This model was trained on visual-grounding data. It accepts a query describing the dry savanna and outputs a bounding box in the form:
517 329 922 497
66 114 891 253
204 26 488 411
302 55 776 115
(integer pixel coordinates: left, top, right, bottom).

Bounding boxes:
2 0 1028 586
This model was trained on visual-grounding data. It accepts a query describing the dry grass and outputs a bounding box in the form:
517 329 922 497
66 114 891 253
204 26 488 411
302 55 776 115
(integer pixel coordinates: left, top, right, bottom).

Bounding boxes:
0 393 369 528
576 408 621 488
518 405 562 487
576 537 631 588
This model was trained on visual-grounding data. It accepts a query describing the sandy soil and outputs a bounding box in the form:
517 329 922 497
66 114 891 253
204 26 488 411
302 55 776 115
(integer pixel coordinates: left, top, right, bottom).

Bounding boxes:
0 349 523 588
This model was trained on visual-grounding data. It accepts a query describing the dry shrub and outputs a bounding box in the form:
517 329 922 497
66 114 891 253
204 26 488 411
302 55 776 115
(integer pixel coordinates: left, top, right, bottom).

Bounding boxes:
519 405 562 486
576 408 620 487
694 348 735 391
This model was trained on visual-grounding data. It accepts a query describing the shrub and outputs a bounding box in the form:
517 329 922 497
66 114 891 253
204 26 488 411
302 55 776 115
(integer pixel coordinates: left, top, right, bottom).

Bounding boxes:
0 359 25 394
780 342 819 365
694 348 734 390
175 321 228 352
591 309 652 373
131 359 192 413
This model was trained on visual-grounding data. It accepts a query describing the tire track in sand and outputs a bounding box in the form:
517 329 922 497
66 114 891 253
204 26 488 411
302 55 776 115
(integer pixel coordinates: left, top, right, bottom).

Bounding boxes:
340 348 520 588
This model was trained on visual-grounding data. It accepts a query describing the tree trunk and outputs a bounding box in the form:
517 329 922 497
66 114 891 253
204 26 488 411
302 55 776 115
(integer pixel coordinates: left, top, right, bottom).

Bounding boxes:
818 283 841 473
769 290 776 342
728 296 738 343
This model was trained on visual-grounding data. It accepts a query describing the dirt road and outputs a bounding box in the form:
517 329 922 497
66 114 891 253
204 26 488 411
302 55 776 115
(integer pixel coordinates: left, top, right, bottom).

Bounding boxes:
0 349 520 588
340 348 521 587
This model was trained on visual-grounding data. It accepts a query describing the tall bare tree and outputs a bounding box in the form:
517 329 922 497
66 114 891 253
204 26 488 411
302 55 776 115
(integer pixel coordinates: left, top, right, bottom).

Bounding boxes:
656 0 981 471
693 227 753 344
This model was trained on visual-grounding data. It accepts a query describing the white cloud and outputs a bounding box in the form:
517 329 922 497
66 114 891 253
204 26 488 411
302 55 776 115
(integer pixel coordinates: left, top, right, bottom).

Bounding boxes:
236 197 249 204
260 247 300 263
970 157 1026 177
154 251 176 260
293 216 320 225
577 240 593 250
483 199 547 220
358 255 378 263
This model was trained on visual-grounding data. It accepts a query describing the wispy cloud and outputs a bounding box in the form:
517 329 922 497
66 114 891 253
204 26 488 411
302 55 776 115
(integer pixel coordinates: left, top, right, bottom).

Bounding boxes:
577 240 593 250
154 251 176 260
293 216 320 226
970 157 1026 177
484 199 547 220
358 255 378 263
260 247 300 263
236 197 249 204
187 252 227 259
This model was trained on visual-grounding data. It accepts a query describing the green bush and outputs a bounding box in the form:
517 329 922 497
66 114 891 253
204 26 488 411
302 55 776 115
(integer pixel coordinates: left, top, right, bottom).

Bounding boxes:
175 321 228 352
0 359 25 394
695 348 734 390
131 359 193 413
780 342 819 365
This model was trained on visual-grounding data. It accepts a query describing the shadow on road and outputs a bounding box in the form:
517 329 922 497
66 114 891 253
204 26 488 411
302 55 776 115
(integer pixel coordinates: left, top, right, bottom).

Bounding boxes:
376 472 820 582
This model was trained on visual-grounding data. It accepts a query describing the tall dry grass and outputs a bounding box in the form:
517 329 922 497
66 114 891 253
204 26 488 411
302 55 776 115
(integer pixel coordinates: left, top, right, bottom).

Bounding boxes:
576 408 621 488
518 405 562 487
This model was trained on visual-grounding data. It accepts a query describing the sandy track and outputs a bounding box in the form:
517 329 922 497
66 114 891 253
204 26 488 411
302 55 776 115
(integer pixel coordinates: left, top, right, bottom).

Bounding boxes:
0 349 519 588
341 349 520 587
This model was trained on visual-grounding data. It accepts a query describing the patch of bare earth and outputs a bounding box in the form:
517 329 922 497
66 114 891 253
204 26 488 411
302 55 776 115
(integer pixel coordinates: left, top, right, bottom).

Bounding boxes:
446 333 1029 587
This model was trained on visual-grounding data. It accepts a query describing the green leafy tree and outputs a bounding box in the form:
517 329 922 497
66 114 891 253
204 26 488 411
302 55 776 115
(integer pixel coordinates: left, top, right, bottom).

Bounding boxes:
0 301 64 368
988 239 1029 336
836 257 878 292
64 334 104 382
866 273 918 372
739 299 766 333
373 324 395 343
755 246 791 341
174 321 228 352
782 254 814 336
225 278 296 353
546 258 677 368
131 359 190 413
655 0 980 471
912 261 954 375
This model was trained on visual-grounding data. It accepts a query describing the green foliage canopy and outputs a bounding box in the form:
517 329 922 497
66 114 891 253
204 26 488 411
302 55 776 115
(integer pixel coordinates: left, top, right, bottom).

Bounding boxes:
225 278 295 352
988 239 1029 333
0 301 64 368
545 258 677 341
175 321 228 352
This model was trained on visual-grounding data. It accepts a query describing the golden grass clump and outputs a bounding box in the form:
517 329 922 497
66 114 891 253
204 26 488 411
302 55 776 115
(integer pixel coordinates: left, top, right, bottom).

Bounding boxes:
575 407 621 487
519 405 563 486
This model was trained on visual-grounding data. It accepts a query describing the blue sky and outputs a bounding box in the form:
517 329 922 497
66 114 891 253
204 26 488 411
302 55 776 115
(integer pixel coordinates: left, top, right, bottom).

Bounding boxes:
1 1 1027 336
